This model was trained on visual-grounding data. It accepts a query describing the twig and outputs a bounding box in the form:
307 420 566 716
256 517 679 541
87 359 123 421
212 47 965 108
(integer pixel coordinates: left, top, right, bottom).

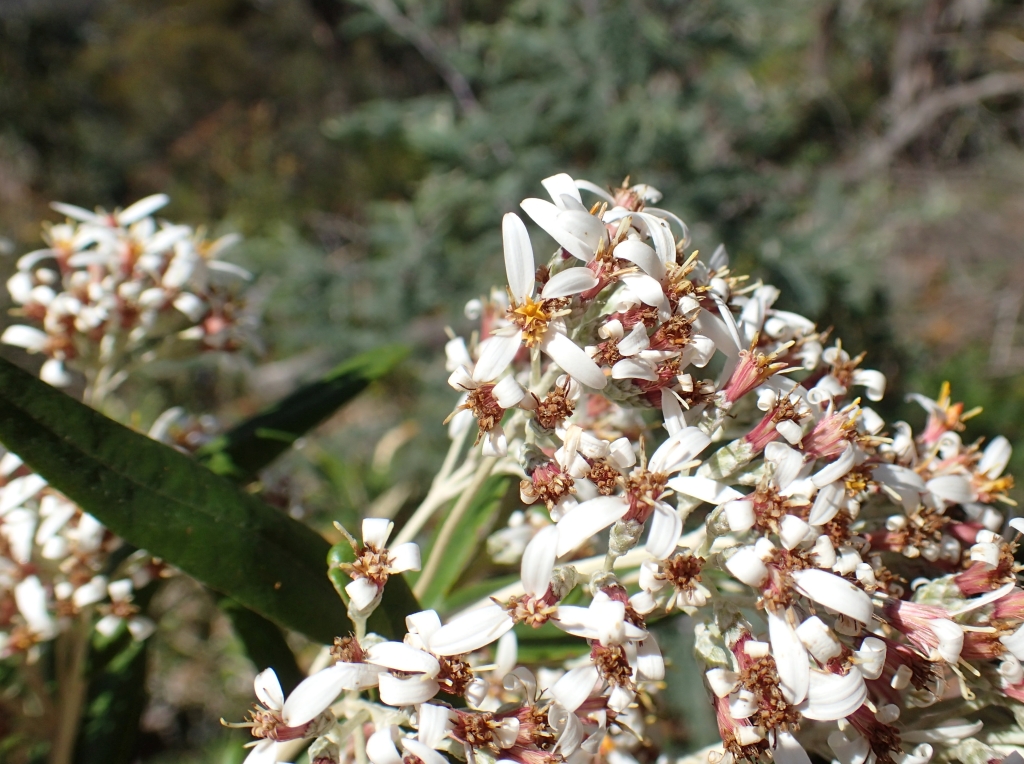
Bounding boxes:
847 71 1024 179
414 456 496 599
392 424 473 546
353 0 480 116
50 612 91 764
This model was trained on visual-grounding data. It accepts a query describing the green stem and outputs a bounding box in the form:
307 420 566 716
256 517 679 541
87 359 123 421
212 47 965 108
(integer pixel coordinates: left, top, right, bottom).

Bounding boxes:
413 456 496 599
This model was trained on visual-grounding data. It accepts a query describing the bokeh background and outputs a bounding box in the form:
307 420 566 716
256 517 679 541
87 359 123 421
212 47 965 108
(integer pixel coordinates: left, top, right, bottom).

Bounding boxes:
2 0 1024 760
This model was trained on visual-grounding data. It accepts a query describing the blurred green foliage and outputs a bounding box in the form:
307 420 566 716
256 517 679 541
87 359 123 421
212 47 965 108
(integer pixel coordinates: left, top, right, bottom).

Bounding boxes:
2 0 1024 759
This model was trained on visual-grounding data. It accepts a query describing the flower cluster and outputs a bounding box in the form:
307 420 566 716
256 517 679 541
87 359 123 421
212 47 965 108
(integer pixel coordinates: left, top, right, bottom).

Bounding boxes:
237 174 1023 764
0 445 162 659
2 194 254 393
0 198 248 662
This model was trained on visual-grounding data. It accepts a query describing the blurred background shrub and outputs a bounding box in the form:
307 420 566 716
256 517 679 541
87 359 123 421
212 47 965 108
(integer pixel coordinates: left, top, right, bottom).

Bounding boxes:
2 0 1024 759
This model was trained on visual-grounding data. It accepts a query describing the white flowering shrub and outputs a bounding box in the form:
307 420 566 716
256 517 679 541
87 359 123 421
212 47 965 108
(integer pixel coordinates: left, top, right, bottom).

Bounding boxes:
228 175 1023 764
0 177 1021 764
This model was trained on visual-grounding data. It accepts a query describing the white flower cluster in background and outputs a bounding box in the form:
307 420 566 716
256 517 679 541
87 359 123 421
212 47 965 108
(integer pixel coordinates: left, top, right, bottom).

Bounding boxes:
237 174 1023 764
0 198 248 661
0 446 160 658
2 194 255 394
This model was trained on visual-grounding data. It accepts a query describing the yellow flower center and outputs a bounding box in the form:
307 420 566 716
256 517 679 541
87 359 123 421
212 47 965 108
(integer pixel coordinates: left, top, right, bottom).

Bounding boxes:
511 295 550 348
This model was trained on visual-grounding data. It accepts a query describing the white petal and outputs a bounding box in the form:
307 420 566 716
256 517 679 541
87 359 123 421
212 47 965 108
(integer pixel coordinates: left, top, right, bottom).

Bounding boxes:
773 732 812 764
366 641 440 675
667 476 742 506
542 173 583 207
619 273 668 312
406 609 443 644
481 427 507 458
693 308 740 357
634 212 675 264
979 436 1012 479
765 442 804 490
725 500 756 532
128 616 156 641
812 445 856 488
73 576 109 608
926 475 974 505
255 668 285 710
645 502 681 560
520 198 602 262
541 330 606 390
377 673 440 706
795 616 842 663
636 634 665 681
51 201 98 222
389 542 421 574
775 419 804 445
929 619 963 663
801 666 867 721
705 668 739 698
15 576 54 638
852 369 886 402
854 637 886 680
502 213 535 302
828 731 870 764
575 179 615 203
555 496 627 557
173 292 206 322
367 729 403 764
729 689 758 719
521 525 558 598
0 474 48 515
346 578 380 612
492 375 526 409
95 614 123 638
725 548 768 587
611 357 658 382
541 267 598 299
474 332 523 383
901 720 983 744
429 604 514 656
616 322 650 356
779 515 812 550
402 740 447 764
768 610 809 705
362 518 394 549
551 664 599 713
1 508 36 564
117 194 170 224
809 482 844 526
1 325 48 352
792 568 873 624
615 240 664 281
283 663 367 726
417 703 451 748
648 426 711 475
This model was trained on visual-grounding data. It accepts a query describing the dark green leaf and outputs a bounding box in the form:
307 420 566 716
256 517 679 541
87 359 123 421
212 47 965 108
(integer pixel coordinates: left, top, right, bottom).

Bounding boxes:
217 595 304 694
198 346 408 481
0 356 347 644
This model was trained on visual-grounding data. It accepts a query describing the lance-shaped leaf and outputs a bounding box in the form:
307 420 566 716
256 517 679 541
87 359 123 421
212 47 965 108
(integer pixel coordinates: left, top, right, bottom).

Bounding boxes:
198 346 408 481
0 356 348 644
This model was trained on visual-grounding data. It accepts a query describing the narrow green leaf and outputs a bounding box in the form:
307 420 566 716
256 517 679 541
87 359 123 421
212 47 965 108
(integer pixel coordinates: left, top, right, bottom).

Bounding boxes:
198 346 408 481
419 477 512 609
0 356 348 644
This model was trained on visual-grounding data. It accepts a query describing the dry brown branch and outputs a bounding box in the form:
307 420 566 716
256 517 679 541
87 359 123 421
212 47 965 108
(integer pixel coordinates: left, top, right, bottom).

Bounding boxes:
847 71 1024 180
